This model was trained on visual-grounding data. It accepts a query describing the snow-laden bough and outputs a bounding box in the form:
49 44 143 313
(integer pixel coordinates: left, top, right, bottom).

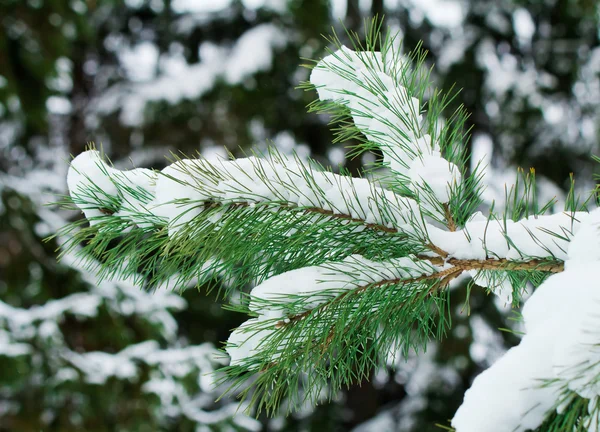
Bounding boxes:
62 39 599 427
452 209 600 432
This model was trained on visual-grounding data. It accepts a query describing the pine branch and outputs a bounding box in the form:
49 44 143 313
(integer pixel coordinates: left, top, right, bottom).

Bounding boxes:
203 200 403 235
220 257 452 414
303 205 398 233
59 149 430 294
421 256 564 273
55 18 599 430
274 264 462 329
443 202 457 231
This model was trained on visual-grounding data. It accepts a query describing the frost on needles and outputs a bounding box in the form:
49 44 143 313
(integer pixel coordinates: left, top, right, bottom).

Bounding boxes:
59 23 600 432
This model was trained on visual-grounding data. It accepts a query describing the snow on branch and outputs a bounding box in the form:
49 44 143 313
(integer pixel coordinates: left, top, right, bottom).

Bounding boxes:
307 38 468 222
64 149 432 291
152 151 423 236
225 254 444 366
452 208 600 432
220 254 461 413
67 150 421 236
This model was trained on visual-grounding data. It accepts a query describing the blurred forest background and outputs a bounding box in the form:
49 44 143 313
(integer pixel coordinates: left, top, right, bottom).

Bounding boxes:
0 0 599 431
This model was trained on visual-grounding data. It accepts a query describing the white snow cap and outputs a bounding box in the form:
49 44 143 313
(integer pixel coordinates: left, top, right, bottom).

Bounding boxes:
452 208 600 431
452 329 558 432
408 152 461 204
566 207 600 264
68 150 157 227
152 158 208 236
150 155 422 236
67 150 119 223
248 254 431 317
310 45 461 206
226 318 275 367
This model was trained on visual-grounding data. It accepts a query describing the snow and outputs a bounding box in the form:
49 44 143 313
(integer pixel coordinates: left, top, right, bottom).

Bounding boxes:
67 150 118 223
0 330 31 357
310 46 462 208
68 150 159 228
405 0 465 29
249 254 432 315
564 208 600 263
151 158 207 235
452 327 558 432
242 0 287 12
226 318 275 366
112 167 157 226
331 0 346 19
0 292 101 332
171 0 286 14
468 315 506 366
63 339 223 391
119 41 159 82
67 350 139 384
172 0 232 13
552 282 600 399
46 96 72 115
352 411 396 432
428 211 585 262
513 8 535 46
392 343 460 396
98 24 287 126
468 269 514 304
550 210 600 400
408 152 461 203
225 24 286 84
470 133 565 210
452 208 600 431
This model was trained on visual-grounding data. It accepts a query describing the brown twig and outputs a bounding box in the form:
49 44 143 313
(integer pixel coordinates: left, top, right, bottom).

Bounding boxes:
305 207 398 233
443 203 457 232
420 256 564 273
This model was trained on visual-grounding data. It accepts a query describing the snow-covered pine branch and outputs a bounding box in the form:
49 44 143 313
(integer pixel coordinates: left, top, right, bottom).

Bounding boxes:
58 22 599 431
63 148 425 290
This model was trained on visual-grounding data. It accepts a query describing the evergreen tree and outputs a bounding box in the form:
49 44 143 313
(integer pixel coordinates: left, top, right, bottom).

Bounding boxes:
0 1 336 430
1 160 260 431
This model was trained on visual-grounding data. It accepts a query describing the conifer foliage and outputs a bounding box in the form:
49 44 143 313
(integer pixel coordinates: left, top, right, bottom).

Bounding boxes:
58 22 600 432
